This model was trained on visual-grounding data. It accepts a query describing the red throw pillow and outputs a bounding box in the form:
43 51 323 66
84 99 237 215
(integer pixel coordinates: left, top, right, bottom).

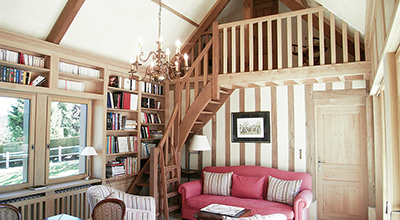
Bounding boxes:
231 173 265 199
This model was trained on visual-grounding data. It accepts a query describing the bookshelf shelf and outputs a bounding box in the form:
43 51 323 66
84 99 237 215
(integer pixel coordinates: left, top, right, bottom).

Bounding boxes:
141 108 165 112
107 108 138 113
108 86 138 94
141 123 165 126
106 130 137 134
106 151 138 157
106 173 138 181
141 138 162 141
59 71 104 82
0 60 49 73
142 92 165 98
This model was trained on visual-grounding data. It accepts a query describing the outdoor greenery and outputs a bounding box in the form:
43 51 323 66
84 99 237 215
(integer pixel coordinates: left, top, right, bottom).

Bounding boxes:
0 98 86 185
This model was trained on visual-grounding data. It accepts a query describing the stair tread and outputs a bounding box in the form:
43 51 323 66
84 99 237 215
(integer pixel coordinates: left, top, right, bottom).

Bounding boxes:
194 121 203 124
209 100 220 104
164 165 178 172
166 178 180 184
166 191 179 198
168 204 180 212
220 90 230 95
144 170 150 175
201 110 213 115
136 182 149 187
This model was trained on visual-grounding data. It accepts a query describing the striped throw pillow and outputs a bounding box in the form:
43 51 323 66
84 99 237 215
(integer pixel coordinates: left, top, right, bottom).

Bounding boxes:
267 175 302 206
203 171 233 196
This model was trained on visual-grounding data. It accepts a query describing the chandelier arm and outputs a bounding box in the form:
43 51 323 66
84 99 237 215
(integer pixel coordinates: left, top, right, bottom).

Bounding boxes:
138 51 158 63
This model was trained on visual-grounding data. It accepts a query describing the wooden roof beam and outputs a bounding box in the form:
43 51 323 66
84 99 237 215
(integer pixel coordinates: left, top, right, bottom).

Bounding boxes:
150 0 199 27
181 0 231 54
46 0 85 44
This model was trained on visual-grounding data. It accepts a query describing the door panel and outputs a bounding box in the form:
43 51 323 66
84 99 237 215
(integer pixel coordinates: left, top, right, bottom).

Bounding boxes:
317 105 368 220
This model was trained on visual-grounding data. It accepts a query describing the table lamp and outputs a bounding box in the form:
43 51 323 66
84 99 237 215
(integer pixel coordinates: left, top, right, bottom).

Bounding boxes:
187 135 211 181
81 146 97 180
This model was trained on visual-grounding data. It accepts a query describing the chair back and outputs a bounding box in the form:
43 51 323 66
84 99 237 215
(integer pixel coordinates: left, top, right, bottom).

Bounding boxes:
0 204 22 220
92 198 126 220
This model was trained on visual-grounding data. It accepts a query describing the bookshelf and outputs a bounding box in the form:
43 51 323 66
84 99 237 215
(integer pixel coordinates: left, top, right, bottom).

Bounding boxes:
105 71 141 179
0 29 169 190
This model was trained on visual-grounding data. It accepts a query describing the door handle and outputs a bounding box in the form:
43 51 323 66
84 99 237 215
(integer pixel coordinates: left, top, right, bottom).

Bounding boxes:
318 156 325 171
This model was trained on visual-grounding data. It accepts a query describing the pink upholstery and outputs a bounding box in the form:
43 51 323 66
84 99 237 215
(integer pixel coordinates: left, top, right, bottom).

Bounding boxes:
231 173 265 199
178 166 312 220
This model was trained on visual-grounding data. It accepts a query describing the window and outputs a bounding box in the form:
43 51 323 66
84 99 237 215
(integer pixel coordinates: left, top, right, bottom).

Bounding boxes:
49 101 88 180
0 96 31 187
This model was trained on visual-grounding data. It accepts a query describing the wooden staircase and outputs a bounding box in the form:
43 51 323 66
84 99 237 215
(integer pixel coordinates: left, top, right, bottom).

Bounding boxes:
126 5 370 219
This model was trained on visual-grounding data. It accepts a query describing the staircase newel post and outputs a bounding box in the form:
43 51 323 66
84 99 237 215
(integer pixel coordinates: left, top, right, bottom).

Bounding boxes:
212 21 220 100
150 147 159 213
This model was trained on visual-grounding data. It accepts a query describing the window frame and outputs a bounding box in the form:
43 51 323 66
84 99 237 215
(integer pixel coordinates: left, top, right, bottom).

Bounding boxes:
45 96 92 185
0 91 36 193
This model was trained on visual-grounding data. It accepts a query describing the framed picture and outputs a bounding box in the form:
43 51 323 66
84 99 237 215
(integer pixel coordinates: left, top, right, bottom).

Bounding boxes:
231 111 270 143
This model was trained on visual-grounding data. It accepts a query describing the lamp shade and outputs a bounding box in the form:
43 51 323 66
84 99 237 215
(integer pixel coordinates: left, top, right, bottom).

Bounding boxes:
189 135 211 151
80 146 98 156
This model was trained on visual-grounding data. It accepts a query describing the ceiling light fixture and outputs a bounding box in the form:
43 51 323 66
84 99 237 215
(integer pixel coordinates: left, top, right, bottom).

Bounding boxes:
129 0 190 84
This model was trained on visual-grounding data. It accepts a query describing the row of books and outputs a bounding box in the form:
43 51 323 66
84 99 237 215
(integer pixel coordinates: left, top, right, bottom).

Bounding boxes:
107 92 138 110
141 97 161 109
106 135 138 154
59 62 100 78
140 126 163 139
1 66 33 85
141 112 162 124
106 162 125 178
141 81 163 95
141 143 156 158
109 75 137 91
106 113 137 131
58 79 85 92
0 49 45 68
119 157 137 175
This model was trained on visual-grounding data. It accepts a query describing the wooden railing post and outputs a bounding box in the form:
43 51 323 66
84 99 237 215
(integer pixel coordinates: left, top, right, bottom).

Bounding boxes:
212 21 220 100
150 147 159 210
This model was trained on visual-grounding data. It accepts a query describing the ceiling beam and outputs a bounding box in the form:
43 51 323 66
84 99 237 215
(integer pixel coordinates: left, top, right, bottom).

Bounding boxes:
46 0 85 44
150 0 199 27
181 0 231 54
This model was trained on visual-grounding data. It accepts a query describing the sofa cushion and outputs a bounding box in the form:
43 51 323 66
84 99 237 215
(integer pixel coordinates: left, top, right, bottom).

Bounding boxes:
203 171 233 196
231 174 265 199
267 175 302 206
186 194 294 219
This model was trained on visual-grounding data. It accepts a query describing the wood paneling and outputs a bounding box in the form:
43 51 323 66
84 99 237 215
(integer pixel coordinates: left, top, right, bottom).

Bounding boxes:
271 86 278 169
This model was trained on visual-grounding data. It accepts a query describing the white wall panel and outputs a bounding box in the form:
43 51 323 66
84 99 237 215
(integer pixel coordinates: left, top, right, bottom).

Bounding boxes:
277 86 289 171
230 90 240 165
203 119 212 168
245 88 256 165
294 85 307 172
216 104 225 167
260 87 272 167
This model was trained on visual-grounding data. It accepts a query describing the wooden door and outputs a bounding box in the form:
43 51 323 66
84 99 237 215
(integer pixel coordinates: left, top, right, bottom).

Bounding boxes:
316 103 368 220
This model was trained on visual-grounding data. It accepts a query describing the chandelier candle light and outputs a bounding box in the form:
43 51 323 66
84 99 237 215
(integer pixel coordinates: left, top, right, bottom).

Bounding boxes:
129 0 190 83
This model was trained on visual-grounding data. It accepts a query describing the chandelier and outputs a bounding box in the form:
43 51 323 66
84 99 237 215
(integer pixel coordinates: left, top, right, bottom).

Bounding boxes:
129 0 190 83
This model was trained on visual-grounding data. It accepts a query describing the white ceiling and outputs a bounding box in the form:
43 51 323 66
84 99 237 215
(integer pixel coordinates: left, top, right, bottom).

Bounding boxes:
0 0 367 64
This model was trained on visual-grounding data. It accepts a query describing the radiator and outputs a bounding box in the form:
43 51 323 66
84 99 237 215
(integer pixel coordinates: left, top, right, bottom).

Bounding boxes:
0 183 94 220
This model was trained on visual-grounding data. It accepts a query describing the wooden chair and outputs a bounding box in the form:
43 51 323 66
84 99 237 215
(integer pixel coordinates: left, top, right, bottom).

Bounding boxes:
92 198 126 220
0 204 22 220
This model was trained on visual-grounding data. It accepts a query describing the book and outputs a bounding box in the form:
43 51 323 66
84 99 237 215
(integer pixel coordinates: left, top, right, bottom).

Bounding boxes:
130 94 138 110
117 136 129 152
123 78 131 90
200 204 245 217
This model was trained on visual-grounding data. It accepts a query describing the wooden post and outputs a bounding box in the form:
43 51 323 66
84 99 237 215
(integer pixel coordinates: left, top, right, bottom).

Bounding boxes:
212 21 220 100
150 147 159 212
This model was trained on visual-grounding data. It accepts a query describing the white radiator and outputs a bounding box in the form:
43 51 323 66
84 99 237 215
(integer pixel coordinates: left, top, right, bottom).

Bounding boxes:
0 183 94 220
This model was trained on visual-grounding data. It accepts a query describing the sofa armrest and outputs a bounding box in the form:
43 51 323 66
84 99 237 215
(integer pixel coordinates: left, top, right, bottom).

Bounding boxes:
178 180 203 206
293 189 313 220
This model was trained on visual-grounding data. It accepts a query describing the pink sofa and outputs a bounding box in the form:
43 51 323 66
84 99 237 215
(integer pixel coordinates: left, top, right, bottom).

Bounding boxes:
178 166 312 220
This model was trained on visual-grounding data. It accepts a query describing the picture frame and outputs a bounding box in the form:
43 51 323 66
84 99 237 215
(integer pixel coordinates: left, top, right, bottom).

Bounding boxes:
231 111 270 143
